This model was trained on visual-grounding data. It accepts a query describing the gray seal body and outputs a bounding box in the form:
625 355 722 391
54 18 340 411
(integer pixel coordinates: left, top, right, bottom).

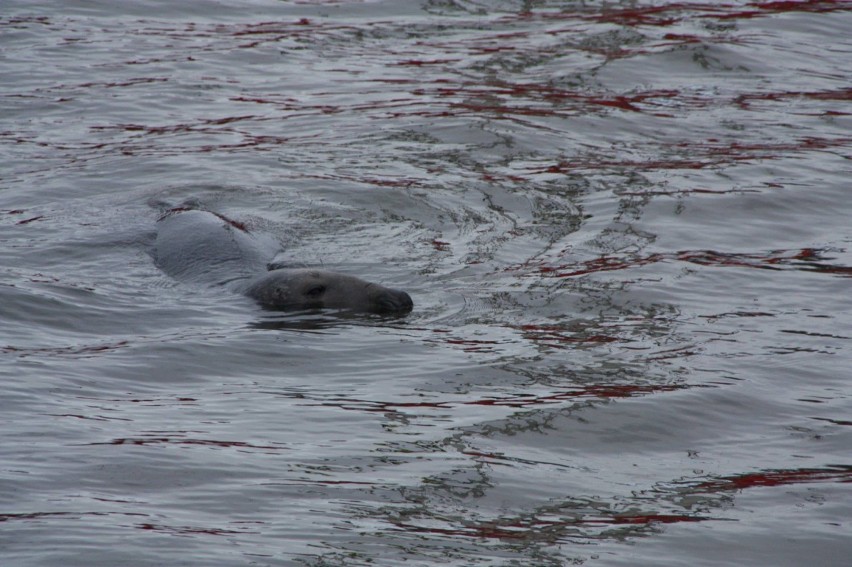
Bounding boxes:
154 209 413 315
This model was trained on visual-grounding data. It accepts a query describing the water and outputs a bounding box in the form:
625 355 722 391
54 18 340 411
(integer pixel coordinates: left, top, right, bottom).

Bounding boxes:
2 1 851 565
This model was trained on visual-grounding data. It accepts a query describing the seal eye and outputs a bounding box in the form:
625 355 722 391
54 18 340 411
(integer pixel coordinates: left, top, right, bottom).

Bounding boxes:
306 285 326 298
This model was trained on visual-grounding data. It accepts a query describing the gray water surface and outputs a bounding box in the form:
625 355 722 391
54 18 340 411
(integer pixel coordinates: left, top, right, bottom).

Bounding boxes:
2 1 851 566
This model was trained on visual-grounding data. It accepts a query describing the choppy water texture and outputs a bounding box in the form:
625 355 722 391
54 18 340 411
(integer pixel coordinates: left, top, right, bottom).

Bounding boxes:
2 1 851 565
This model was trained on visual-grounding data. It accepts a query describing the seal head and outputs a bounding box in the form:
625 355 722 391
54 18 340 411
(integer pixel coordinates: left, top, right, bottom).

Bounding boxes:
243 268 413 315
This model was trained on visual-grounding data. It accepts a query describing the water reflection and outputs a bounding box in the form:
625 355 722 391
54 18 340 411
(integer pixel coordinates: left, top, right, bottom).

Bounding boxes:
248 309 414 332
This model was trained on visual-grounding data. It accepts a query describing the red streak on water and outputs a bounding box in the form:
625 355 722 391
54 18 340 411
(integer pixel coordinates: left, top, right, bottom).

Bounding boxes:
2 340 129 357
396 58 462 66
595 5 681 26
505 0 852 27
392 511 707 541
464 384 688 407
307 383 691 414
16 215 44 225
136 522 256 536
0 511 147 523
718 0 850 19
511 248 852 278
97 437 289 451
696 466 852 491
415 84 683 114
619 187 762 196
77 77 168 89
534 137 851 173
735 87 852 108
516 324 619 345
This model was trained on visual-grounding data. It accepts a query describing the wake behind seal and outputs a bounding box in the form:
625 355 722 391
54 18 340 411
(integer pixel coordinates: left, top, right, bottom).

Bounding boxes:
154 207 413 315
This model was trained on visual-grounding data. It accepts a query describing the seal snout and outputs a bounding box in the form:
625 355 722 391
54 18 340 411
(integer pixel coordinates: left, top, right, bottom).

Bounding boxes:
375 288 414 314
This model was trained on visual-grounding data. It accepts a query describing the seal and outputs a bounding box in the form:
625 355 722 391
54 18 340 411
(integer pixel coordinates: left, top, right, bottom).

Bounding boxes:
154 208 413 315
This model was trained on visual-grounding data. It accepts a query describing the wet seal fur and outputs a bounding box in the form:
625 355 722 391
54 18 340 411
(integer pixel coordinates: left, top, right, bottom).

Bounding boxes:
154 208 413 315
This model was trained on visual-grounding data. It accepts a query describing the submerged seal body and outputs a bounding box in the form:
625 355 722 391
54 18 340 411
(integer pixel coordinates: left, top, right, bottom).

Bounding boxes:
154 209 413 315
